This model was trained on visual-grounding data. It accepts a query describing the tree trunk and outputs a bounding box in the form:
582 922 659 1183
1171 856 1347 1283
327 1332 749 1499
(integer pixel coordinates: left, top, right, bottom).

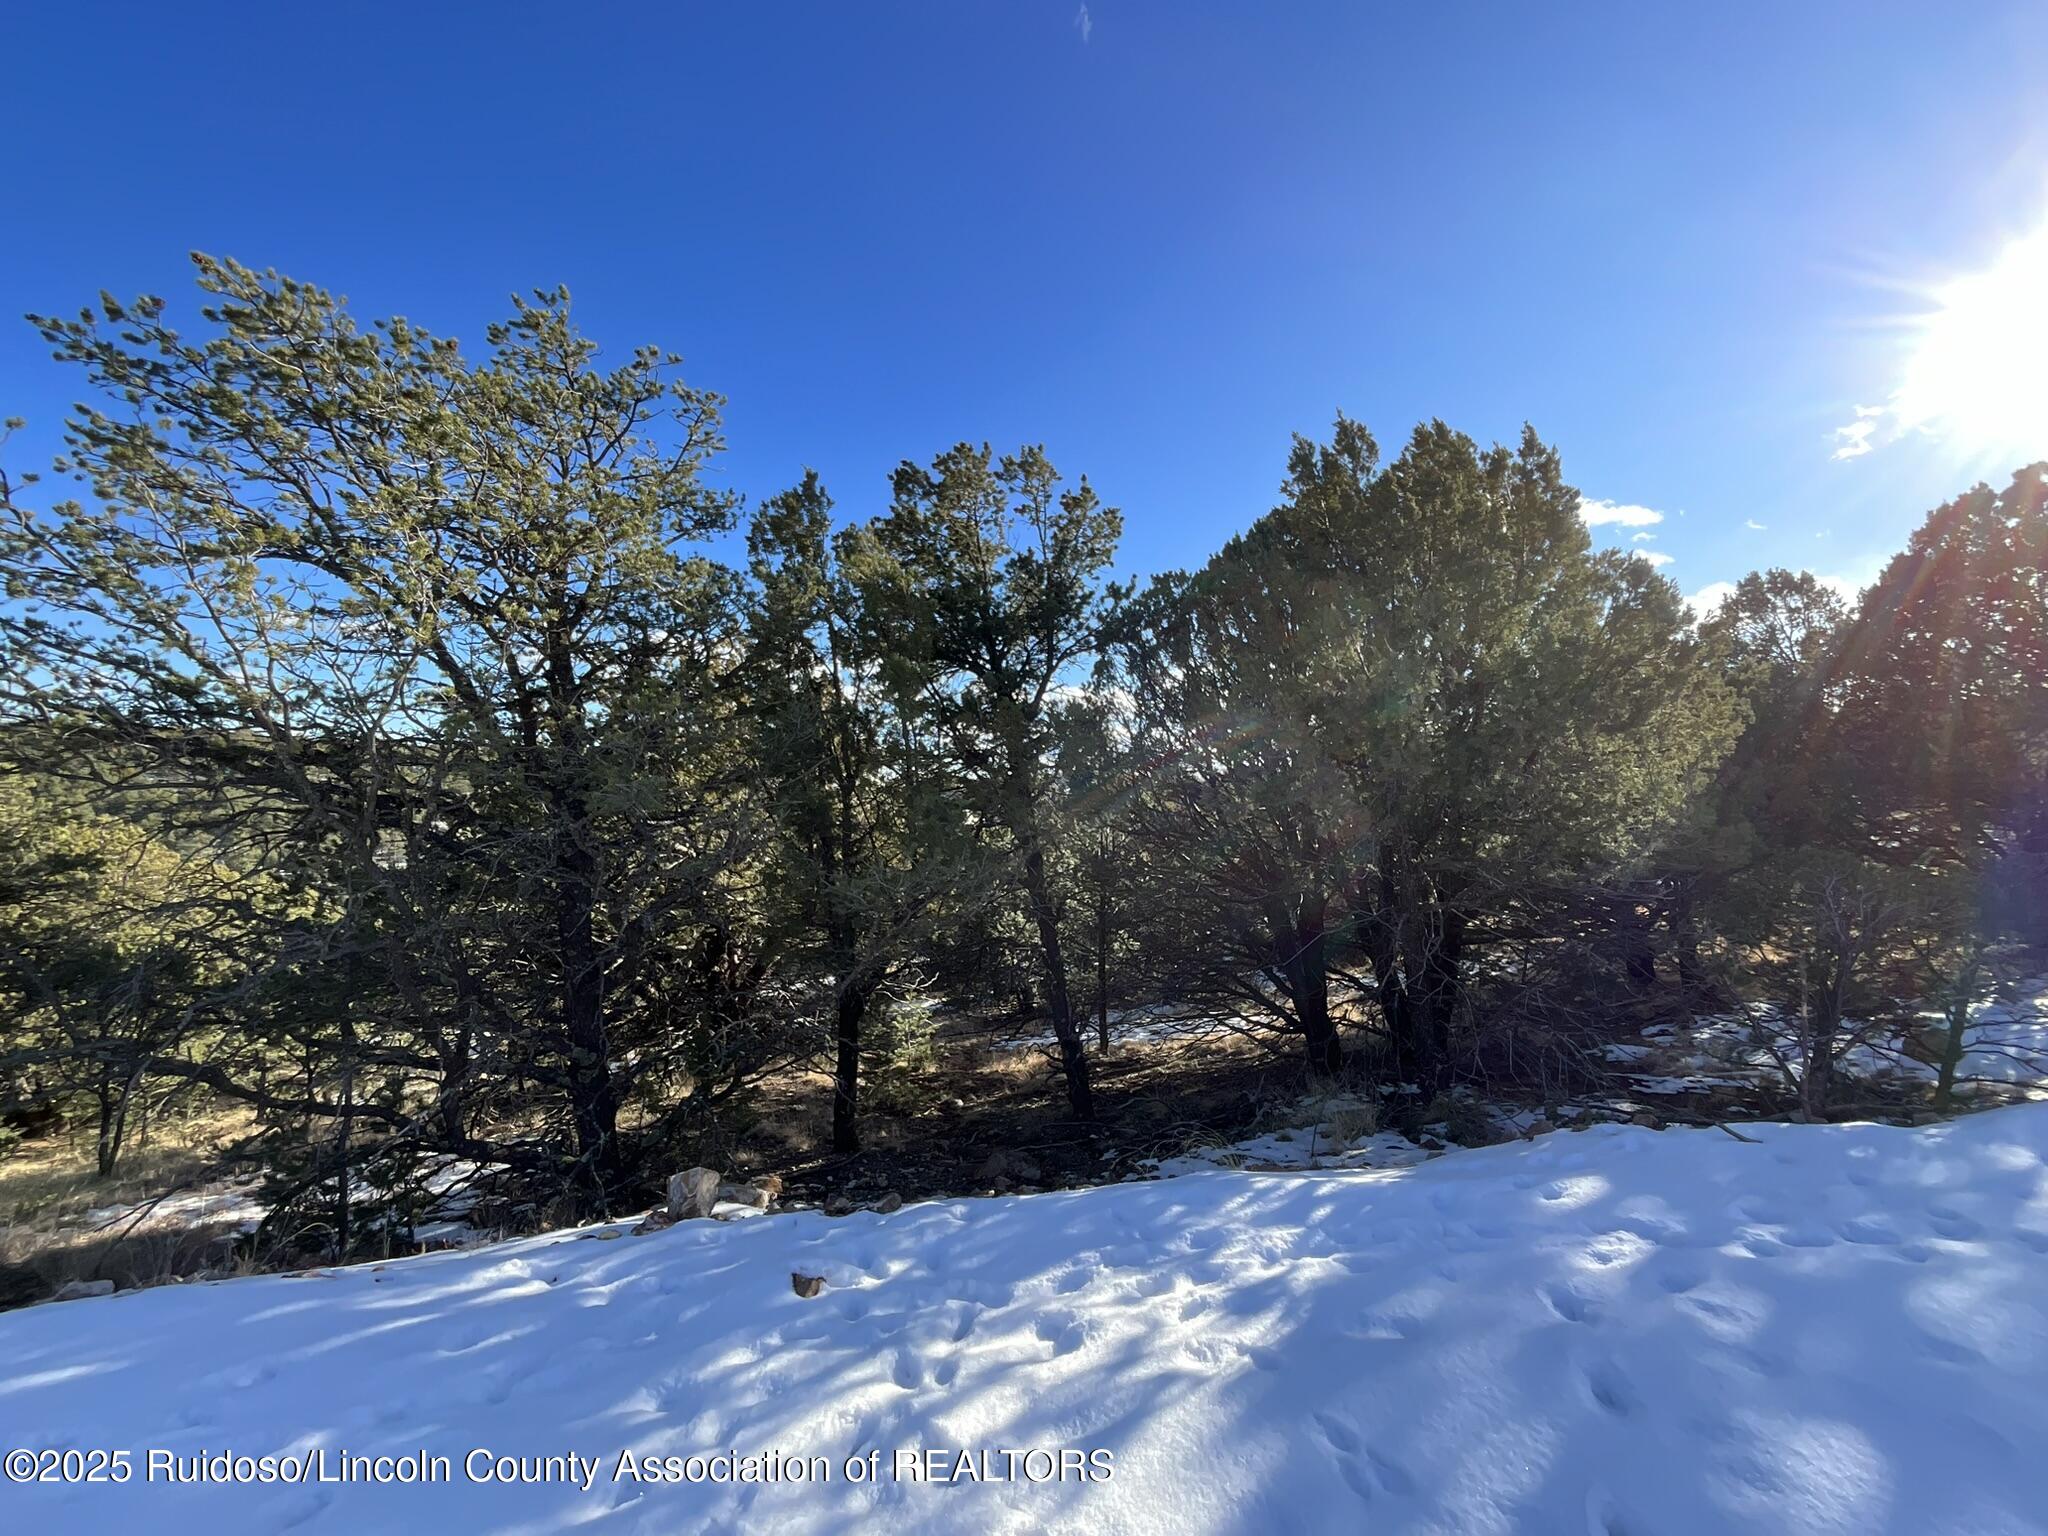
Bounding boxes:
832 972 879 1155
1096 891 1111 1055
556 820 622 1213
1933 951 1980 1111
1396 894 1460 1090
1622 900 1658 989
94 1069 123 1179
1670 885 1704 994
1019 828 1092 1120
334 1027 355 1257
1272 895 1342 1076
1356 903 1413 1072
1799 958 1843 1120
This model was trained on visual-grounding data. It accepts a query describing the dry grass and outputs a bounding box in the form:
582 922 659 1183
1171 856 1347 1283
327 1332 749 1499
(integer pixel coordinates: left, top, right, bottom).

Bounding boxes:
0 1105 259 1309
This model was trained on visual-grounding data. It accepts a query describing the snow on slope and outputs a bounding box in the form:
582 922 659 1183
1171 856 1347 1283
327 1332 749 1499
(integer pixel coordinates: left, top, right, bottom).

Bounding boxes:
7 1112 2048 1536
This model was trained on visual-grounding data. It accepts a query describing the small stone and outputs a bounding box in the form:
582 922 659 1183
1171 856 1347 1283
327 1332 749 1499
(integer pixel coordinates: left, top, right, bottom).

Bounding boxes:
871 1192 903 1214
1526 1118 1555 1137
976 1151 1009 1181
634 1208 678 1235
791 1272 827 1299
717 1182 772 1211
993 1175 1013 1192
50 1278 114 1302
1419 1136 1445 1151
1011 1156 1042 1183
823 1194 855 1217
1631 1111 1664 1130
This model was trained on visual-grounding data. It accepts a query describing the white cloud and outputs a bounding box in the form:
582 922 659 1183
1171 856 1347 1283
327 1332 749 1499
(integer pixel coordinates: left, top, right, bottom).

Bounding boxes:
1744 519 1766 531
1640 551 1675 567
1684 581 1738 618
1630 531 1655 543
1578 498 1665 529
1813 571 1865 606
1074 3 1092 42
1683 568 1868 622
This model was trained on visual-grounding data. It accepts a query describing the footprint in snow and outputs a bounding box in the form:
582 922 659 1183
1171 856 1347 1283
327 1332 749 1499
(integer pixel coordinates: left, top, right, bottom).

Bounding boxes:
890 1348 927 1389
1581 1359 1637 1418
1541 1284 1601 1325
1927 1205 1983 1240
265 1487 334 1532
1779 1227 1839 1249
1585 1487 1643 1536
1314 1412 1414 1503
1654 1264 1706 1295
1034 1317 1087 1357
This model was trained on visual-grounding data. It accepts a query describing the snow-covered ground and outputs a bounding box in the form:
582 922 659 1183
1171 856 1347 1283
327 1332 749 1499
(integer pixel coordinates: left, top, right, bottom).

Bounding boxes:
7 1108 2048 1534
68 1156 500 1249
1624 978 2048 1102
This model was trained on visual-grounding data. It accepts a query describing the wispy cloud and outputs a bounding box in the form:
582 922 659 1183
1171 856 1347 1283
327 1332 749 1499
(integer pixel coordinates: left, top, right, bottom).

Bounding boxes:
1830 214 2048 461
1074 3 1092 42
1630 531 1655 543
1744 519 1766 531
1831 405 1884 461
1578 498 1665 529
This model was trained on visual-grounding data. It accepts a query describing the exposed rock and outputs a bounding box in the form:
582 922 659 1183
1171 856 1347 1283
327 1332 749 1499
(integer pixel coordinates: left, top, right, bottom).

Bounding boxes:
667 1166 722 1219
1631 1111 1665 1130
49 1278 115 1303
976 1151 1009 1181
633 1208 678 1235
1011 1156 1043 1183
1418 1136 1446 1152
716 1182 772 1211
1526 1118 1556 1137
823 1194 856 1217
871 1192 903 1214
993 1175 1013 1193
791 1271 826 1299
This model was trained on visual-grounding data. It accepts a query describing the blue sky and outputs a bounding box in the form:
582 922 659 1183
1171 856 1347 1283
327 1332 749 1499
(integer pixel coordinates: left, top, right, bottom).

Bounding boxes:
4 2 2045 606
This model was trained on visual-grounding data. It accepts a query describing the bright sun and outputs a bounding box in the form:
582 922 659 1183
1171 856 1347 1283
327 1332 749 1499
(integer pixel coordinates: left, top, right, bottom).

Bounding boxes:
1884 217 2048 461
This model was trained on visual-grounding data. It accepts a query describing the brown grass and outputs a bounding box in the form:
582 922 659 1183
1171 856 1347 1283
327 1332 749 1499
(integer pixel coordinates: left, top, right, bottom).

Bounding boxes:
0 1104 259 1309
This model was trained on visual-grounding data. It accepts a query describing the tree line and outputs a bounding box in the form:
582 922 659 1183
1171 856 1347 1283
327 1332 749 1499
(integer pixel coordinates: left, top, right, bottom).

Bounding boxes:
1 260 2042 1231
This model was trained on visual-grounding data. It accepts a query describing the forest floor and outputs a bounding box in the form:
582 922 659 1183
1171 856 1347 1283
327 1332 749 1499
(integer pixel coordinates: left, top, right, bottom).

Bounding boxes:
5 976 2045 1308
5 1099 2047 1533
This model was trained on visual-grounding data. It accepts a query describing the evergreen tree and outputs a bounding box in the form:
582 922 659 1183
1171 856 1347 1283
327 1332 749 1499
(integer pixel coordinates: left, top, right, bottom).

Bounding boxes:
0 260 755 1211
846 444 1124 1120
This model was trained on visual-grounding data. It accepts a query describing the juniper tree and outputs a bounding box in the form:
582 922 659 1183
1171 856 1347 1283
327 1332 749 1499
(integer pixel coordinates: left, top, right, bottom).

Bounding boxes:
846 445 1123 1120
745 472 964 1152
1130 418 1738 1085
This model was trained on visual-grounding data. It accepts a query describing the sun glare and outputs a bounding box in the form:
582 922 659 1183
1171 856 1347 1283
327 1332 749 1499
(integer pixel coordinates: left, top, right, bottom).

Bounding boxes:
1888 217 2048 461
